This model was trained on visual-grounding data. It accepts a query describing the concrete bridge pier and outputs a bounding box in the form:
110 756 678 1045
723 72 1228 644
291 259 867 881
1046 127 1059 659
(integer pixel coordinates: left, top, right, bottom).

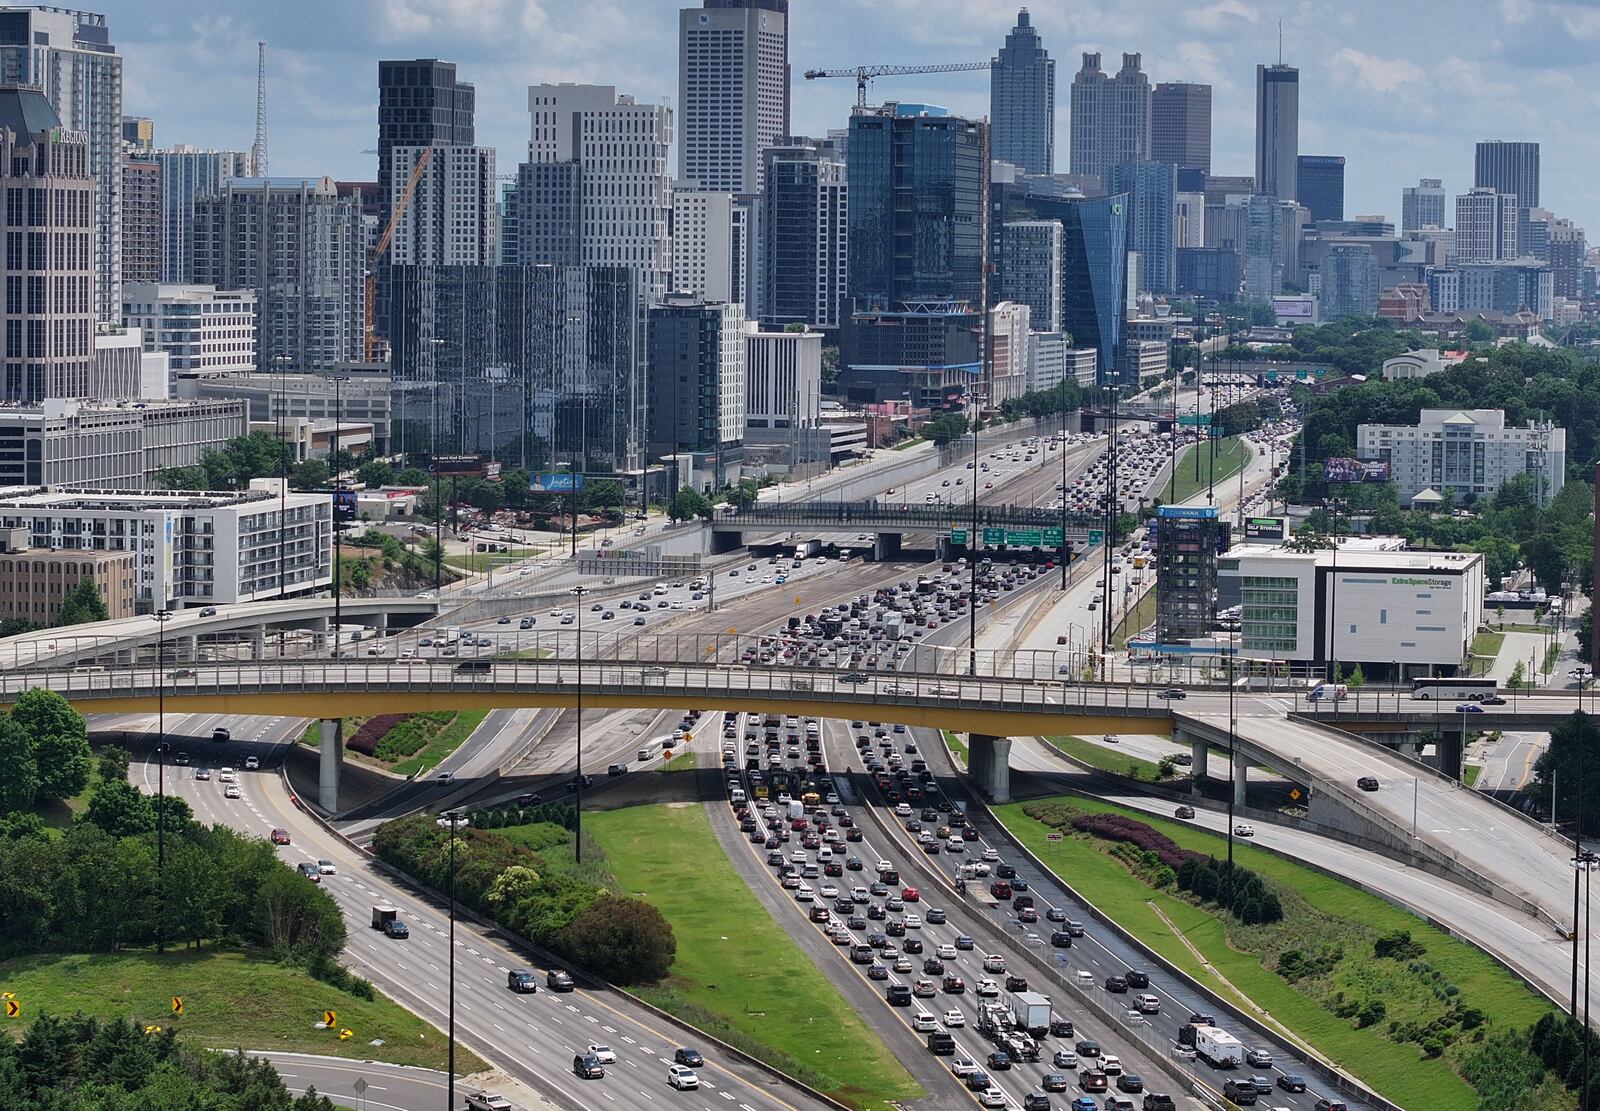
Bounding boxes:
1176 726 1209 793
252 628 266 660
968 733 1011 804
1437 731 1464 782
710 529 742 554
1233 758 1249 807
872 533 903 561
176 634 197 661
318 719 342 813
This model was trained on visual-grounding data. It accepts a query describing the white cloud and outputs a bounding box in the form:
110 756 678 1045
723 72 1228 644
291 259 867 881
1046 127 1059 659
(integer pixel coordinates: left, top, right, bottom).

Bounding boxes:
1184 0 1259 32
1500 0 1534 23
1329 47 1423 93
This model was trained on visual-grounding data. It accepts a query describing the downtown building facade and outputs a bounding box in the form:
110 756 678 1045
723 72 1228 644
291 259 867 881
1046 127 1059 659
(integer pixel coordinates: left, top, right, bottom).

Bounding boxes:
150 146 253 282
1296 155 1344 223
0 396 245 489
1402 177 1445 234
989 7 1054 176
191 177 365 373
1069 52 1150 181
1357 408 1565 506
120 150 159 283
759 138 846 333
1108 161 1176 293
0 7 121 322
1255 63 1298 201
1150 82 1210 174
1454 187 1519 261
678 0 788 194
646 294 746 486
123 282 257 392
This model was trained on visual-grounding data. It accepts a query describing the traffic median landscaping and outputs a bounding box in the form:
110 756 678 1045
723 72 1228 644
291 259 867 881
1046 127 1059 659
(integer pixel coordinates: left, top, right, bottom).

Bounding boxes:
994 795 1565 1111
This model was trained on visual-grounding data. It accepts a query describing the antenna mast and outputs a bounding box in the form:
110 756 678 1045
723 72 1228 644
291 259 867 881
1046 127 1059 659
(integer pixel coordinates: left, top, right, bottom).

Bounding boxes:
251 42 268 176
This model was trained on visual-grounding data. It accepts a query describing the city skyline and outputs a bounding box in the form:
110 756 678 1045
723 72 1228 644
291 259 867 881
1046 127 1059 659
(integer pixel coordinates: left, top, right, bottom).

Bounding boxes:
104 1 1600 237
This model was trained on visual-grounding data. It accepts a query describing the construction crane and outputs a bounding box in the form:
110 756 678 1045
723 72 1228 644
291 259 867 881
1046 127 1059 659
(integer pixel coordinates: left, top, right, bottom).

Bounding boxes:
803 61 993 107
365 147 431 360
250 42 267 176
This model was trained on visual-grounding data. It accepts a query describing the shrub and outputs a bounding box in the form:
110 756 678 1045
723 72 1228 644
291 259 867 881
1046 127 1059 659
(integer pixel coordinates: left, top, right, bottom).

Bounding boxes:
345 714 405 756
1356 999 1387 1028
1373 928 1427 961
558 895 677 984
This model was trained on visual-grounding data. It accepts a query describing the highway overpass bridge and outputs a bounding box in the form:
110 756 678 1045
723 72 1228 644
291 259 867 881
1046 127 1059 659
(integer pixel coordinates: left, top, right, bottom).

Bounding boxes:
715 500 1103 556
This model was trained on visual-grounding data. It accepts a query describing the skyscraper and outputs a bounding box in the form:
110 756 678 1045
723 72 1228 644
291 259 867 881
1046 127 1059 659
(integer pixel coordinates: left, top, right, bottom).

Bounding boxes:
1296 155 1345 223
841 104 985 405
1150 82 1211 173
376 60 476 233
670 188 756 307
1059 195 1130 386
999 220 1064 332
192 178 365 372
385 144 497 266
1109 162 1176 293
1402 178 1446 233
151 147 253 283
0 86 94 402
990 8 1055 176
121 153 161 284
678 1 788 194
0 8 122 323
646 295 746 480
1254 63 1299 200
1454 187 1519 261
1474 141 1539 211
518 84 673 304
1069 52 1150 180
1320 244 1378 319
760 139 847 333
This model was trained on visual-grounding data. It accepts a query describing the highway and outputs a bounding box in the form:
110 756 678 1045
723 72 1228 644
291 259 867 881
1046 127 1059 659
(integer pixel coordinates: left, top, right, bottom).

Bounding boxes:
251 1052 477 1111
125 714 835 1111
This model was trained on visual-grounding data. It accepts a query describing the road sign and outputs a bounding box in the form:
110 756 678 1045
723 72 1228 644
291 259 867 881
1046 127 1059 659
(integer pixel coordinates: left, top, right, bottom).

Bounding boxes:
1289 788 1302 801
323 1010 337 1028
171 996 183 1016
1178 413 1212 427
1046 832 1064 842
1087 529 1104 546
4 999 17 1018
983 527 1066 548
982 527 1005 546
949 529 968 545
353 1079 369 1095
339 1028 354 1041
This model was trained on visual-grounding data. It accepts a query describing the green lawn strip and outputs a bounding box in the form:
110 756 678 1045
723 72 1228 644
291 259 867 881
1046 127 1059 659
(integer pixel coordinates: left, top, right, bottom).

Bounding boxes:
442 548 543 573
891 437 925 451
1464 765 1483 788
0 949 483 1073
1043 735 1162 782
1471 631 1506 658
390 710 490 778
1167 435 1250 504
942 729 968 766
1113 589 1157 648
587 804 922 1110
663 750 696 771
995 797 1553 1111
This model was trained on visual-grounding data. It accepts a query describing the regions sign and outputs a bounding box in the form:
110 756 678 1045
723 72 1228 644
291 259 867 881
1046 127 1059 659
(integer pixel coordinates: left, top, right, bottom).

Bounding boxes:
1324 457 1390 484
532 472 585 493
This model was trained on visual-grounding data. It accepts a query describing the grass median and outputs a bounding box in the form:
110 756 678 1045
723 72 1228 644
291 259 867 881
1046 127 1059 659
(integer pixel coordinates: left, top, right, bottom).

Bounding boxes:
994 795 1556 1111
1167 434 1250 503
942 729 968 766
1042 735 1164 782
587 803 922 1110
0 949 482 1073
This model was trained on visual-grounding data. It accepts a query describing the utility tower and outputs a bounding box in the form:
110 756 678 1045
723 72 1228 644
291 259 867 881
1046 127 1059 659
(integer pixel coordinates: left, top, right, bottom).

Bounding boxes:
251 42 268 177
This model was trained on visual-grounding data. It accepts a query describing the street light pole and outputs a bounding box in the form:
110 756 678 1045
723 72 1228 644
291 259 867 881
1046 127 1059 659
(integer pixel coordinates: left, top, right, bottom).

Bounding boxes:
1060 399 1069 589
153 608 173 953
274 355 292 596
968 394 980 677
329 374 349 654
571 585 589 860
444 807 460 1110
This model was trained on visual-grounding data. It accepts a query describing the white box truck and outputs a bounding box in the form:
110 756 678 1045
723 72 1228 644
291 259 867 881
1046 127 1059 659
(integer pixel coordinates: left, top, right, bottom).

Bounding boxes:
1194 1025 1245 1068
1009 991 1052 1037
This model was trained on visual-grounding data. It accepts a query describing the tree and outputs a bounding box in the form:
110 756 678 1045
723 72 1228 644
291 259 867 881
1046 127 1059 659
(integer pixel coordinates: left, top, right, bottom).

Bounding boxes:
1347 663 1365 689
12 689 90 803
1533 711 1600 835
290 459 330 491
668 488 711 523
558 895 676 984
582 479 625 514
82 778 154 837
0 717 39 813
925 413 970 447
1522 534 1571 593
251 866 347 960
56 578 109 627
1464 319 1496 343
356 460 395 488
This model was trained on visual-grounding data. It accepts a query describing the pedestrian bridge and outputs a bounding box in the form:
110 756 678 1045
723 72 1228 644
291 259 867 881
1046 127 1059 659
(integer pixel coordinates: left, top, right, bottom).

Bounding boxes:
715 500 1101 554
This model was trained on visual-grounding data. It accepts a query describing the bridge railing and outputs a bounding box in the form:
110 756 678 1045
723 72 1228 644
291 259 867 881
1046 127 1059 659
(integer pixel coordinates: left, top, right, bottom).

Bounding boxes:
726 499 1101 531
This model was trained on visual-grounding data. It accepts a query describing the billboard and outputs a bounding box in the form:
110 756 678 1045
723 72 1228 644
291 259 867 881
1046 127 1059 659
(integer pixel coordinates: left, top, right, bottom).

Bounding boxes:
332 490 358 522
1324 457 1391 484
428 454 483 477
1157 504 1219 520
533 472 585 493
1243 517 1286 542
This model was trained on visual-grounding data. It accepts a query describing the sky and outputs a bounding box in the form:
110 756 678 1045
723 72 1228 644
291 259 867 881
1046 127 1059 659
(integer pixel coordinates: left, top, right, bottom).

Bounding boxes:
104 0 1600 235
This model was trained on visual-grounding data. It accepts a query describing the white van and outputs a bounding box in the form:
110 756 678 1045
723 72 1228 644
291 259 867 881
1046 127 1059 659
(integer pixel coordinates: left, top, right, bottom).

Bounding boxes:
1307 683 1349 703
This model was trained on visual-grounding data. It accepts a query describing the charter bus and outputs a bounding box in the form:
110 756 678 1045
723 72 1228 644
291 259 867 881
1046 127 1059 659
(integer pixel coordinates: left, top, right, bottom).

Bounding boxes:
1411 677 1500 701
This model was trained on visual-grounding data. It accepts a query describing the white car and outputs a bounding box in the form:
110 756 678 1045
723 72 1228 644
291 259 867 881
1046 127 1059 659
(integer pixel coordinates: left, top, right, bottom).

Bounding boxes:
982 954 1006 973
667 1064 700 1090
818 884 839 899
943 1009 965 1028
981 848 1000 862
936 943 958 959
1101 1053 1122 1075
904 914 922 929
244 755 260 770
974 978 999 997
587 1044 617 1064
223 783 241 799
317 859 336 875
218 767 236 782
465 1093 513 1111
1234 823 1256 838
950 1056 980 1078
912 1012 938 1033
979 1088 1006 1108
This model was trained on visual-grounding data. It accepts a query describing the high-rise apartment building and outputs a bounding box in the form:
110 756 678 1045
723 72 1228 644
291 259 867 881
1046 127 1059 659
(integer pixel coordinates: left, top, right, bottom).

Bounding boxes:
385 144 497 266
1474 141 1538 211
0 8 122 322
744 324 819 429
645 295 746 480
1454 187 1518 261
1357 408 1564 507
670 188 756 307
1150 82 1211 173
1254 63 1299 200
1402 177 1446 233
999 220 1063 333
1069 52 1150 180
1109 162 1176 293
840 104 985 406
1320 244 1378 319
120 115 152 150
123 283 257 383
192 178 365 373
518 84 673 304
678 0 788 194
0 87 95 402
990 8 1055 176
151 146 252 283
376 59 475 238
121 152 160 283
1296 155 1344 223
760 139 847 333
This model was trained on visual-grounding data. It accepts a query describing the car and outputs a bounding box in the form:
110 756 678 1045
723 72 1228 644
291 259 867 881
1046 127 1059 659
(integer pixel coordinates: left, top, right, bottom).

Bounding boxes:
194 768 211 780
1104 975 1128 993
1356 776 1380 791
1155 687 1186 700
1141 1096 1176 1111
1245 1047 1273 1068
1100 1054 1122 1075
1041 1072 1069 1092
950 1056 980 1079
317 859 336 875
244 755 260 770
1079 1068 1108 1092
1222 1079 1258 1104
1053 1048 1079 1070
975 978 999 997
1072 1100 1097 1111
841 672 869 684
1234 823 1255 837
218 767 236 782
954 934 975 950
1277 1075 1308 1093
986 1051 1012 1071
674 1047 704 1068
943 975 966 994
546 969 576 992
587 1044 617 1064
270 828 290 845
224 783 242 799
1246 1075 1273 1094
1173 805 1195 819
1076 1040 1101 1059
667 1064 700 1090
979 1089 1007 1108
465 1093 513 1111
1455 702 1485 713
296 862 320 881
936 942 958 959
1116 1074 1143 1093
506 969 537 993
572 1054 605 1079
943 1009 965 1027
964 1071 993 1092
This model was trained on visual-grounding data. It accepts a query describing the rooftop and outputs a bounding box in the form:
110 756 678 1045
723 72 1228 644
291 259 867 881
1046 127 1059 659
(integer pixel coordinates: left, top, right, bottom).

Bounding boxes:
1226 544 1482 572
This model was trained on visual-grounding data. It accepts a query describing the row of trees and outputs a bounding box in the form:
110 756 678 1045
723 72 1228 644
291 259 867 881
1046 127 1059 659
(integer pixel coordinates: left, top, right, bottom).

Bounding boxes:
373 814 675 984
154 430 367 494
0 690 93 813
4 1013 339 1110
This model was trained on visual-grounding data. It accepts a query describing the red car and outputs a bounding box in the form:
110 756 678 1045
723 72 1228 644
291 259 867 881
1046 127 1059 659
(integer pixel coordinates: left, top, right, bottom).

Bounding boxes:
270 828 291 845
902 887 920 902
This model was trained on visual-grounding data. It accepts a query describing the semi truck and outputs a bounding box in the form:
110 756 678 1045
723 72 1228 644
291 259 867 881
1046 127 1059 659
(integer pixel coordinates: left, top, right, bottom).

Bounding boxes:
794 539 821 559
1194 1025 1245 1068
1009 991 1053 1037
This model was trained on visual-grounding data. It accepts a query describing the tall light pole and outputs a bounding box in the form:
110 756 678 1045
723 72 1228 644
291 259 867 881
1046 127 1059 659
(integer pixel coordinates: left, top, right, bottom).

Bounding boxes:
965 391 980 677
570 585 589 860
1059 394 1069 589
328 374 350 652
152 608 173 953
1326 497 1342 683
443 807 461 1110
274 355 293 596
